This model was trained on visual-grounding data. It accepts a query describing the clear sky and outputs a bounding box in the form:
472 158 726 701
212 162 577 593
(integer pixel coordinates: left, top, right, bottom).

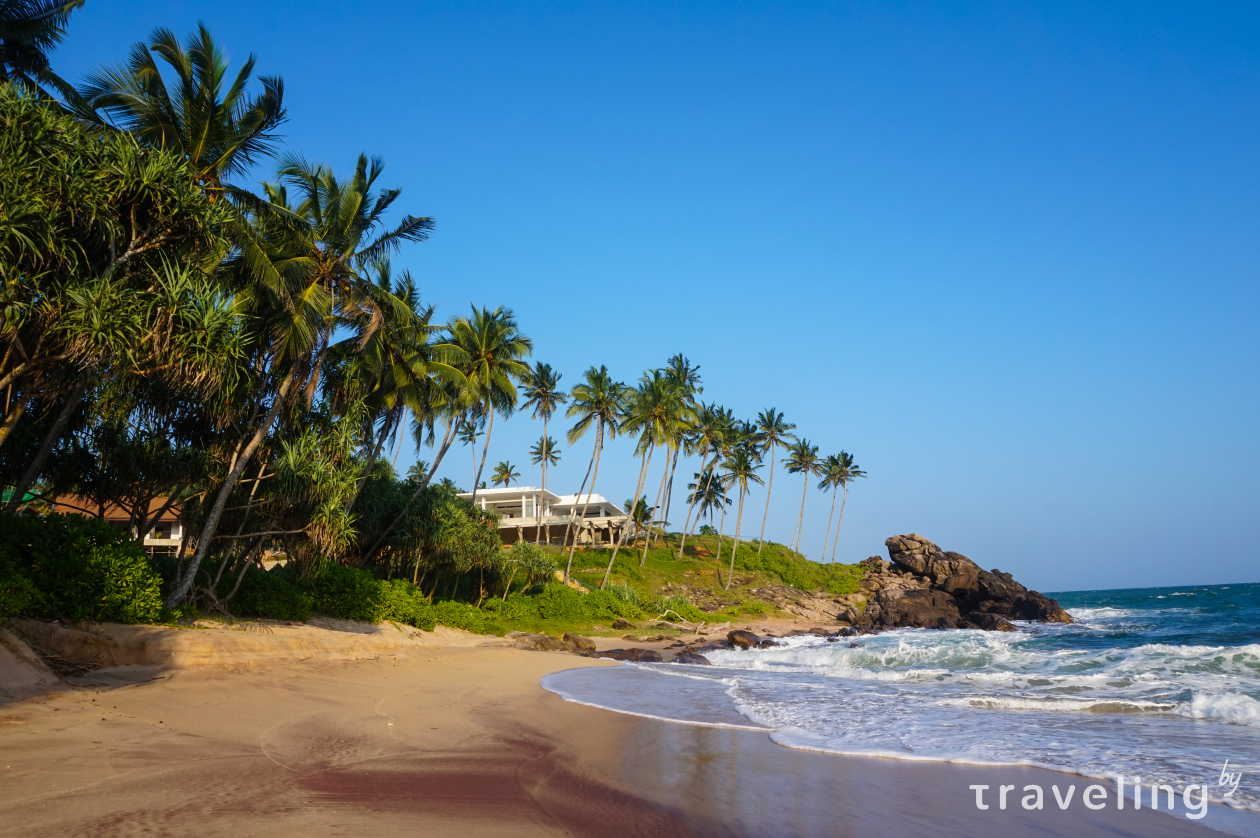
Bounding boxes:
56 1 1259 591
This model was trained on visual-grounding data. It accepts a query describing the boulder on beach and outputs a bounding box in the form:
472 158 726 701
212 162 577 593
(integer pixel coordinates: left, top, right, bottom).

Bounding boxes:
727 630 760 649
597 648 663 663
852 534 1072 632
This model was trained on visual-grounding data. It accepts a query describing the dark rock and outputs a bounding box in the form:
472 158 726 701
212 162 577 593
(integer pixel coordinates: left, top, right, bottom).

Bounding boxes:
935 617 959 630
563 633 597 652
787 629 808 637
612 618 635 630
807 627 832 636
673 653 711 665
877 533 1073 631
727 630 760 649
695 640 733 653
825 636 839 643
758 639 782 648
507 632 570 652
599 648 664 663
848 642 862 648
961 613 1017 632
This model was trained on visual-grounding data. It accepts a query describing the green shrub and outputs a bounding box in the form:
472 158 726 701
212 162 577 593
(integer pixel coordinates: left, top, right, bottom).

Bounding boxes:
309 563 386 622
0 514 164 623
231 564 312 622
379 579 435 630
649 592 706 623
605 580 641 607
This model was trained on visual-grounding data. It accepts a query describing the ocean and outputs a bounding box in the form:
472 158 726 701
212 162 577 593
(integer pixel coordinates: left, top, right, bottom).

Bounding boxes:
543 582 1260 817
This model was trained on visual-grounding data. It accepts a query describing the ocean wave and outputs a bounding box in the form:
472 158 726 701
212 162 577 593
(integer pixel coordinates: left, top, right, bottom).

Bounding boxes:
948 695 1178 713
1179 692 1260 727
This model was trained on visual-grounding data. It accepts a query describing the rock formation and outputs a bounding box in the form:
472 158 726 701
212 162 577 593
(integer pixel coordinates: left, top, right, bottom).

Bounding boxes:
852 534 1072 631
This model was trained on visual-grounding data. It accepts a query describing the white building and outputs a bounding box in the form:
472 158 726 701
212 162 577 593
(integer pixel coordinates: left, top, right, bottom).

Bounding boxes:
456 486 628 546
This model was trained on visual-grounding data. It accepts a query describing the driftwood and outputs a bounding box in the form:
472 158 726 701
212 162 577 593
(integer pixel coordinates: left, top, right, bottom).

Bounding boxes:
650 612 731 636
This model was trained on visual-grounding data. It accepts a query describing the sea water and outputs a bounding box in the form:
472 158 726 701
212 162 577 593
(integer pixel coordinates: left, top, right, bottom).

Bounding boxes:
543 582 1260 813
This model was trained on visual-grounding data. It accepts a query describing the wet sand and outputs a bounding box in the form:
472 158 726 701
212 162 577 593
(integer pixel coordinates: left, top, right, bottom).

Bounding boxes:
0 636 1247 837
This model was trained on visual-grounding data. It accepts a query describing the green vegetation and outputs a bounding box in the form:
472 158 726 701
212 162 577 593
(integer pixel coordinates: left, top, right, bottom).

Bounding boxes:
0 12 871 634
0 515 164 623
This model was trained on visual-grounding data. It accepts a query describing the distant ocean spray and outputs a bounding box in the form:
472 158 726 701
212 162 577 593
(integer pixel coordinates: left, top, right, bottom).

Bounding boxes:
543 582 1260 812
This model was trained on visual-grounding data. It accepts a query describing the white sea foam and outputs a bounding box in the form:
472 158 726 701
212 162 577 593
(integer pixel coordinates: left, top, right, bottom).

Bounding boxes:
545 585 1260 813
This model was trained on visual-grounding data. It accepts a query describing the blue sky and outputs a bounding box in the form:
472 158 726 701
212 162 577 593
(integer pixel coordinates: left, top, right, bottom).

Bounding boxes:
57 2 1259 591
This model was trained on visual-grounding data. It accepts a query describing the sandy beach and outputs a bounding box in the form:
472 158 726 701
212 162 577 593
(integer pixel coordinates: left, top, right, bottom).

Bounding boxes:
0 621 1244 838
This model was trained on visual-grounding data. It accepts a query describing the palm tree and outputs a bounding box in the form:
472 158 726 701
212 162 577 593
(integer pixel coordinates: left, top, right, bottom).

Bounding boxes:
520 362 565 495
721 445 763 590
168 152 433 606
79 24 286 194
753 407 796 556
686 468 730 530
654 354 701 546
819 451 866 563
563 365 625 581
600 371 675 585
783 438 821 554
623 495 655 545
491 461 519 487
676 404 732 557
0 0 84 98
448 306 532 503
530 435 560 471
457 408 484 487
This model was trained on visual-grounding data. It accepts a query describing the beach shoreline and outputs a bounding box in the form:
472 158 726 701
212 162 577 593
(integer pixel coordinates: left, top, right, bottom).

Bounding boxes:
0 620 1251 838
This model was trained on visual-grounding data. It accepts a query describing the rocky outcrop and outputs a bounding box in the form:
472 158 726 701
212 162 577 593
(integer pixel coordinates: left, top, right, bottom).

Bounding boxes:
853 535 1072 631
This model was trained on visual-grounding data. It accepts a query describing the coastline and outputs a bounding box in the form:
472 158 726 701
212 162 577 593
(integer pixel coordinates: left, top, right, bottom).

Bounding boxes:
0 622 1249 838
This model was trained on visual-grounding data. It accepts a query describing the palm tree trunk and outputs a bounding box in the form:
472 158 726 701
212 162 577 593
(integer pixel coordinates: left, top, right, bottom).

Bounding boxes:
0 387 34 451
536 413 548 544
757 452 776 556
601 444 652 589
5 379 88 514
792 474 808 554
675 441 710 558
642 453 671 566
344 409 395 513
831 485 848 564
472 404 495 500
564 424 601 580
167 374 296 607
715 500 727 567
726 488 746 590
656 445 681 547
820 486 838 563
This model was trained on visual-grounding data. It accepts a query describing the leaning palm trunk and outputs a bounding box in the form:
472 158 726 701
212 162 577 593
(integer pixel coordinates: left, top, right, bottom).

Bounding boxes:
675 442 711 558
792 473 809 554
725 488 747 590
820 486 838 562
601 444 653 589
167 374 297 607
830 485 848 563
654 445 681 547
641 454 671 566
536 412 548 544
756 453 776 557
4 379 89 514
472 405 495 501
564 424 601 580
714 502 727 570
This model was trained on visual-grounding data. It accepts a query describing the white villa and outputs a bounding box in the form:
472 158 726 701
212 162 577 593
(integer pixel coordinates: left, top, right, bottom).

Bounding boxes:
457 486 628 546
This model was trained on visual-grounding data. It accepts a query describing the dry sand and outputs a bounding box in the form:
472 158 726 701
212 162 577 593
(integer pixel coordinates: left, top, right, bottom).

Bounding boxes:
0 620 1245 838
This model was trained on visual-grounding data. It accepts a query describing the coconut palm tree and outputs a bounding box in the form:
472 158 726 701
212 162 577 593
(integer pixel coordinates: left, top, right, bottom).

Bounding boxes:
686 468 729 530
563 365 625 580
820 451 865 563
457 407 483 487
78 24 286 194
601 370 679 585
491 460 519 487
783 438 821 554
752 407 796 556
623 495 655 546
721 445 763 590
654 354 701 546
447 306 532 502
676 404 733 555
0 0 84 98
520 362 565 493
530 435 560 471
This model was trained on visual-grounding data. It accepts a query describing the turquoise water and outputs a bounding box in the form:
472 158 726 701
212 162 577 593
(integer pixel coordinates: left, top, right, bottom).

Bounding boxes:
545 582 1260 813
